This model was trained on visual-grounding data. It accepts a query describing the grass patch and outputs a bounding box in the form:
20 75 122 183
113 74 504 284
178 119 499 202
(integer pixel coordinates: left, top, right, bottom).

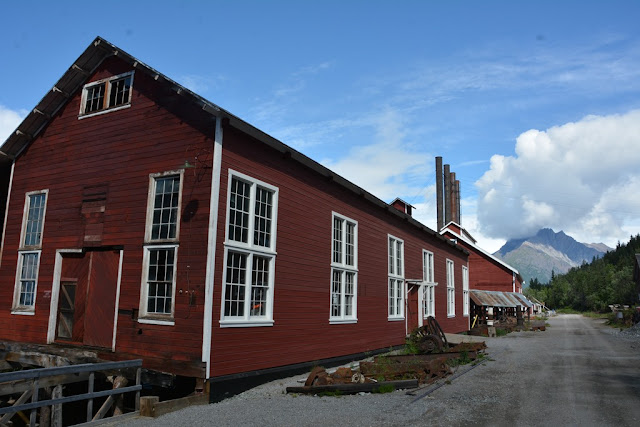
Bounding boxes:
372 384 396 394
317 390 343 397
447 350 472 367
495 328 508 337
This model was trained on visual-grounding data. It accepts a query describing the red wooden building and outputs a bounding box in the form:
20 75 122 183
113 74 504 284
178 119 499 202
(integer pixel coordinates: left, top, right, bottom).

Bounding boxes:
440 222 523 293
0 37 469 393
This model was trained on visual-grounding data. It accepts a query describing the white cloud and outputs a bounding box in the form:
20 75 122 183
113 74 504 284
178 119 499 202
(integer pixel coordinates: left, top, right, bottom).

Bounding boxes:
321 109 431 201
0 105 27 143
249 60 334 126
476 109 640 246
177 74 226 94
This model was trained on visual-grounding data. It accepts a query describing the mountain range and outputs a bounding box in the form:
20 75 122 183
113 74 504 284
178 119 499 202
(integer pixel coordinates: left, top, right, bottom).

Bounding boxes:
493 228 610 285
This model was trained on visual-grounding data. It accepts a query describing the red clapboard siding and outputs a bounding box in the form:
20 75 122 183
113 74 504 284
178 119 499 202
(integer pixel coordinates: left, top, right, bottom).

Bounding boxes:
445 237 518 293
0 56 212 377
208 126 469 378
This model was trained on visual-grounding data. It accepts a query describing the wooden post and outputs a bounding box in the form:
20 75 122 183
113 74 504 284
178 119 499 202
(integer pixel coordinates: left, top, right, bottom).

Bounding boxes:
30 379 39 427
135 368 141 411
139 396 159 417
113 376 128 416
40 387 52 427
51 385 63 427
87 372 95 422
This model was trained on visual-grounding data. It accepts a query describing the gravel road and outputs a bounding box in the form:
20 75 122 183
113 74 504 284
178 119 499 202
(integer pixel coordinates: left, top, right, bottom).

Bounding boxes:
119 314 640 427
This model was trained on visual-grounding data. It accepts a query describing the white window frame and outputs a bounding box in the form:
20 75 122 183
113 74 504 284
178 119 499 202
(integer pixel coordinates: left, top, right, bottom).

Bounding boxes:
138 171 183 324
462 265 469 317
388 234 405 320
79 71 135 118
144 170 184 244
12 190 48 314
447 258 455 317
13 250 42 314
421 250 437 319
330 212 358 324
221 170 278 327
138 244 178 325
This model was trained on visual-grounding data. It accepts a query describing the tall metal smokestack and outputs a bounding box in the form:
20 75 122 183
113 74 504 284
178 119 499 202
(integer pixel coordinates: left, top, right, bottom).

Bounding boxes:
444 164 451 225
450 172 457 224
455 179 461 226
436 157 444 231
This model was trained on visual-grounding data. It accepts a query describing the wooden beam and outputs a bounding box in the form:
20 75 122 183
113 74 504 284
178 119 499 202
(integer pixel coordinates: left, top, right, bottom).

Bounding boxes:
0 372 90 395
286 379 419 394
0 388 32 424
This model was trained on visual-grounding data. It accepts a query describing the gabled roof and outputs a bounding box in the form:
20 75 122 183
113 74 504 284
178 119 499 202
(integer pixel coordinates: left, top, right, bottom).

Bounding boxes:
390 197 415 209
441 221 476 243
0 36 467 256
440 224 520 278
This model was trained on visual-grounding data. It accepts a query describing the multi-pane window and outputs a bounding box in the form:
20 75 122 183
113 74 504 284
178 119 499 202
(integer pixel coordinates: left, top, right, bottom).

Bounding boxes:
81 72 134 116
422 250 436 318
447 259 455 317
462 265 469 316
140 172 182 323
330 213 357 323
422 283 435 318
222 171 278 326
145 247 176 315
84 83 106 113
388 235 404 319
423 250 434 283
224 251 272 318
109 75 132 107
17 252 39 307
13 191 48 312
227 174 276 250
151 175 180 240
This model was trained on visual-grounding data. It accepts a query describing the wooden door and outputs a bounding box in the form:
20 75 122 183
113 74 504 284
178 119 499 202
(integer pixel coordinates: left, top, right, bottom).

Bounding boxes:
83 250 119 348
56 250 119 349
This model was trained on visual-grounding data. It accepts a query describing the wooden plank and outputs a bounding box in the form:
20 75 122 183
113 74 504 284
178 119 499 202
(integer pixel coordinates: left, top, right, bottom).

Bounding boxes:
0 388 32 424
152 394 208 418
286 379 419 394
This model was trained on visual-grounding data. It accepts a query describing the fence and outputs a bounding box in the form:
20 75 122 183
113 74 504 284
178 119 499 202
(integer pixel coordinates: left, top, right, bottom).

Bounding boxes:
0 359 142 426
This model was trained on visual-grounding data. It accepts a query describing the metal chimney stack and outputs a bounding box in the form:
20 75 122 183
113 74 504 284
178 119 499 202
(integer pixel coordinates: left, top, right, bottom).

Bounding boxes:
444 164 451 226
435 157 462 229
436 157 444 231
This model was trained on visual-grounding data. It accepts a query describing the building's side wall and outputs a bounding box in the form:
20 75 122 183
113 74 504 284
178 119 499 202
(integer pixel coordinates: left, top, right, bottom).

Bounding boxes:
0 57 213 375
209 126 469 378
454 240 516 293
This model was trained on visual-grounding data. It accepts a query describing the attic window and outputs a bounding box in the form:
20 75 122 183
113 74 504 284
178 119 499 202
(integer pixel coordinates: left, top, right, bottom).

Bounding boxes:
80 71 133 117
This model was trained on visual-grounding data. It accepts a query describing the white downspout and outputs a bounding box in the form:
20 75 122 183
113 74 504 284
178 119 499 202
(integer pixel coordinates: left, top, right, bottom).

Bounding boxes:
202 116 224 379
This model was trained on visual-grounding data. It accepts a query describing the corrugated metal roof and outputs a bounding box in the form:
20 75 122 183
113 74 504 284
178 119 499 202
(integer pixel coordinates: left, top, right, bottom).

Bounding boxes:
470 290 533 308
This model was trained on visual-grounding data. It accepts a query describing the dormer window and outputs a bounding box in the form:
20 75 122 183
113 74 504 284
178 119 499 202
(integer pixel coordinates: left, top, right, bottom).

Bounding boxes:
80 71 133 117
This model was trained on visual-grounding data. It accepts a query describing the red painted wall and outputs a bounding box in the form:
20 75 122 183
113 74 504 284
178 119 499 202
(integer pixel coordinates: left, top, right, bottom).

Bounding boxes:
443 234 521 293
208 127 469 378
0 57 212 376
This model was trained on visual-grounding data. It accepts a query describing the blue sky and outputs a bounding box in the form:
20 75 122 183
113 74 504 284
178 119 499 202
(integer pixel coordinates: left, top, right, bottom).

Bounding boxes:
2 1 640 252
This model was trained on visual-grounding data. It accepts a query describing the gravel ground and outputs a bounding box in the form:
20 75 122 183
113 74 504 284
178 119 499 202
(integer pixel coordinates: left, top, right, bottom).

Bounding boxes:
117 315 640 427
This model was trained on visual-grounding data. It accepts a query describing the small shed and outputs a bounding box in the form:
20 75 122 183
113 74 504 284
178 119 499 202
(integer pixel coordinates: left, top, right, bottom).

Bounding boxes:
470 290 533 325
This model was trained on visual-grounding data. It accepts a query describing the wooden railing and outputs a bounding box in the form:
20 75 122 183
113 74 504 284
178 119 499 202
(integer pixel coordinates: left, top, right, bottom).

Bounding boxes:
0 359 142 426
